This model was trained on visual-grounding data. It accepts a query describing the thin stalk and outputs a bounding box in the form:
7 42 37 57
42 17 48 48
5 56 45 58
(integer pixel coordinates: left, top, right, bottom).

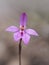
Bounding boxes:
19 38 22 65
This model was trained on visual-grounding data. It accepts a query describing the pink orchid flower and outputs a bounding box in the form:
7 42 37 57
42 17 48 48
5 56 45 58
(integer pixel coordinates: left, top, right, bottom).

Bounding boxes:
6 13 38 44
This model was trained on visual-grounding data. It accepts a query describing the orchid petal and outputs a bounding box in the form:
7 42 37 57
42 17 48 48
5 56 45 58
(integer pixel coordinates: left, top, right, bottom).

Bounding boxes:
13 32 21 41
6 26 18 32
20 12 27 27
22 33 30 44
26 29 38 36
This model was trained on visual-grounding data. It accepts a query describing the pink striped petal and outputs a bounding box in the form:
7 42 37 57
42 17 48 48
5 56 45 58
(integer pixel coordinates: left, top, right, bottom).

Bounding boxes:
6 26 18 32
20 12 27 27
22 33 30 44
26 29 38 36
13 32 21 41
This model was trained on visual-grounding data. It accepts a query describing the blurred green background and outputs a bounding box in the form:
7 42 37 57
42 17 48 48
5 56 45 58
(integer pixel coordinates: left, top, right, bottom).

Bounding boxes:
0 0 49 65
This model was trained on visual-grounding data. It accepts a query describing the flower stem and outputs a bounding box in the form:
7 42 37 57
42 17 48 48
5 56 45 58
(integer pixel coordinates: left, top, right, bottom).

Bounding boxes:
19 38 22 65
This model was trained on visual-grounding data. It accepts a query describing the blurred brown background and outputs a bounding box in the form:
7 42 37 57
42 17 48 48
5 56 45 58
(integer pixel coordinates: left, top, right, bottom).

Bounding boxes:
0 0 49 65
